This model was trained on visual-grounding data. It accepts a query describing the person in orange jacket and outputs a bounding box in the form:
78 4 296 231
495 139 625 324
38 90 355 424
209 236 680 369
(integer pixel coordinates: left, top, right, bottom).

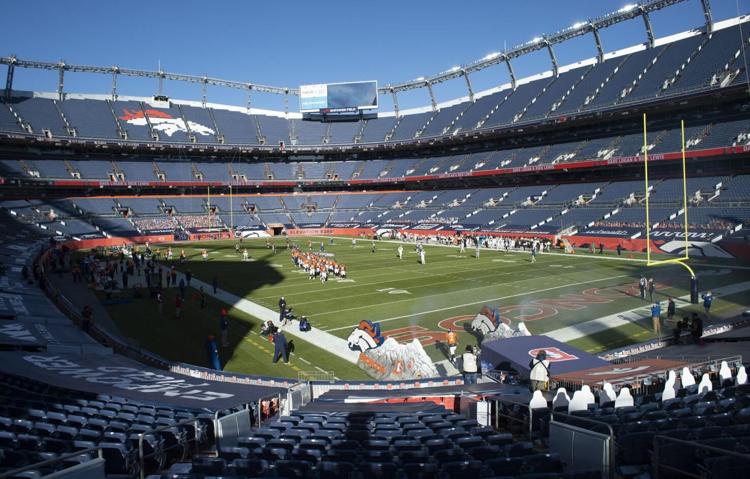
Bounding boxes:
446 328 458 362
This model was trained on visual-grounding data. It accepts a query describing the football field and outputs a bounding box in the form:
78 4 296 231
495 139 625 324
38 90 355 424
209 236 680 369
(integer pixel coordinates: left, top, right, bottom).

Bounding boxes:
98 236 750 380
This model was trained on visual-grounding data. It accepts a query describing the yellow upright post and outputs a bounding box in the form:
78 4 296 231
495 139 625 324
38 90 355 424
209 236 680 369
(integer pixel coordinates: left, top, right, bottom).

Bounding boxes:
681 120 689 260
643 113 651 264
207 185 211 231
230 185 234 232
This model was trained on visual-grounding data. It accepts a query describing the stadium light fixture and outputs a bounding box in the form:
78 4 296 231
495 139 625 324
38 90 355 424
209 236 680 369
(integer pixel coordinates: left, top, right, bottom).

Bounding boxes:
449 66 461 72
532 36 543 44
619 4 638 12
572 21 587 29
483 52 501 61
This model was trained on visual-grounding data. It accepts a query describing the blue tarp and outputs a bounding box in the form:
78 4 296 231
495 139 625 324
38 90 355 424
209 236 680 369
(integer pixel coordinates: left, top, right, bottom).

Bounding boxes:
480 335 610 378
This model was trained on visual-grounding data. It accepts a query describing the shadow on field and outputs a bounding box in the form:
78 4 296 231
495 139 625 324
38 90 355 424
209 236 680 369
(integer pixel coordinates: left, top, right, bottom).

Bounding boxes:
105 242 286 371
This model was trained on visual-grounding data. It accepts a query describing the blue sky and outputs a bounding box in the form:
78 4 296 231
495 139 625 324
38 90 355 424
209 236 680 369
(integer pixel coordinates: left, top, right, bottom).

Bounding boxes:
1 0 747 111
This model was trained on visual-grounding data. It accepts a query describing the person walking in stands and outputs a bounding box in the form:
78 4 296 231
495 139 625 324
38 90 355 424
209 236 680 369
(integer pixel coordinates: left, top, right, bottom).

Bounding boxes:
121 270 128 289
174 294 182 319
219 308 229 347
212 275 218 294
446 328 459 363
462 345 478 385
178 277 186 300
185 270 192 286
651 301 662 335
702 291 714 316
639 276 647 300
272 330 289 364
667 297 676 322
199 287 206 309
648 278 656 302
529 350 550 392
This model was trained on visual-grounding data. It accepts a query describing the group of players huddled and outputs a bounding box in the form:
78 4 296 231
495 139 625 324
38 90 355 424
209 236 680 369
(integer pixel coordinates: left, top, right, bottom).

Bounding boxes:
291 247 347 283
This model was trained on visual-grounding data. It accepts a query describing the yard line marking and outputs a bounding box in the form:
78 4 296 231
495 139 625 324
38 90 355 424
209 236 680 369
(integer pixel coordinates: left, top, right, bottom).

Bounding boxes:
325 273 633 332
314 261 626 317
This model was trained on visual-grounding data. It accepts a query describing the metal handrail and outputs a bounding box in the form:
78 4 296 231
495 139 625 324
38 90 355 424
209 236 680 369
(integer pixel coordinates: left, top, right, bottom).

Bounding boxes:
0 446 103 478
652 434 750 479
550 410 615 479
137 416 202 479
486 395 541 439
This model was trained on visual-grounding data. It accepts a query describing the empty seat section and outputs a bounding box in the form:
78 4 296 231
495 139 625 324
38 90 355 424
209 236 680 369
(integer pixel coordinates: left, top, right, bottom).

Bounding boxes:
111 101 153 141
587 46 667 108
420 102 470 137
522 66 590 119
210 109 257 144
670 25 746 92
11 97 68 137
390 112 431 141
361 117 397 143
60 99 119 139
627 34 704 101
483 81 547 127
292 119 328 145
257 115 289 145
328 121 361 144
453 90 506 131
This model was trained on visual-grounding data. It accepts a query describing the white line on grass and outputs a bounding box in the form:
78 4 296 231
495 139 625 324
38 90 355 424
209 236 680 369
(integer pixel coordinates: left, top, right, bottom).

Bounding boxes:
324 273 633 332
315 263 625 320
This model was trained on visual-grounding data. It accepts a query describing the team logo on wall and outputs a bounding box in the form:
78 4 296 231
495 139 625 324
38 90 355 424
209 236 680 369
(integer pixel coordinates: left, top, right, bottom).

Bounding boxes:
528 347 579 362
119 109 215 137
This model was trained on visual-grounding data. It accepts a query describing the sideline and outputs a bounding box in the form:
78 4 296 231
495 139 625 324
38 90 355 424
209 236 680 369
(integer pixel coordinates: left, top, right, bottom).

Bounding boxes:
545 280 750 342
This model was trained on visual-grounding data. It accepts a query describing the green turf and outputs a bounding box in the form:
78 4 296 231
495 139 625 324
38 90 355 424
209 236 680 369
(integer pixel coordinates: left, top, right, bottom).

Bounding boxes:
93 236 750 379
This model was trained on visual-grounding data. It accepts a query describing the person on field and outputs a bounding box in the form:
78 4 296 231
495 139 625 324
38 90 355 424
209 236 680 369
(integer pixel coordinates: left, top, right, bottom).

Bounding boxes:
462 345 478 385
371 241 376 253
459 239 465 254
648 278 656 302
299 316 311 332
639 276 647 300
397 244 403 260
243 248 249 261
278 297 287 322
206 335 221 370
273 331 289 364
702 291 714 316
529 350 550 392
667 297 676 321
419 248 426 265
651 301 662 335
446 328 458 363
690 312 704 344
530 247 537 264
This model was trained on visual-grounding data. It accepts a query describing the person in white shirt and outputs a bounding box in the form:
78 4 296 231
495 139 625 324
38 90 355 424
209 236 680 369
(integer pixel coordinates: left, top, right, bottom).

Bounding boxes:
529 350 550 392
419 249 426 265
462 346 478 385
397 245 403 260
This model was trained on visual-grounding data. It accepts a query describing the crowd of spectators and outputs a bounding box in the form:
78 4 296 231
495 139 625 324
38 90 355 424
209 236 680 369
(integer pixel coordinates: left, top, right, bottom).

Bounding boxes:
133 216 177 232
177 215 224 230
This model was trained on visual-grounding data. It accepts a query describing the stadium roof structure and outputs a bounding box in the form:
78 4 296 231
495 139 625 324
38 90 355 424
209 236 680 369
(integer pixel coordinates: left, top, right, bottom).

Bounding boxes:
0 0 717 112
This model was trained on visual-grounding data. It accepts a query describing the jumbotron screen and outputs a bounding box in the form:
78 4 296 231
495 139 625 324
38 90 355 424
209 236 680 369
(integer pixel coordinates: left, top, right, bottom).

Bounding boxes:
299 81 378 113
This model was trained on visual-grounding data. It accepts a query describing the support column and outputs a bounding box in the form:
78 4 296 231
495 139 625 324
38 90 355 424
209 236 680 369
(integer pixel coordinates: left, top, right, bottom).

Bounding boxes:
642 10 655 48
463 70 474 102
57 63 65 102
4 61 14 101
592 26 604 62
111 70 118 101
700 0 714 34
505 58 517 90
390 88 399 115
545 41 559 77
425 82 437 111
